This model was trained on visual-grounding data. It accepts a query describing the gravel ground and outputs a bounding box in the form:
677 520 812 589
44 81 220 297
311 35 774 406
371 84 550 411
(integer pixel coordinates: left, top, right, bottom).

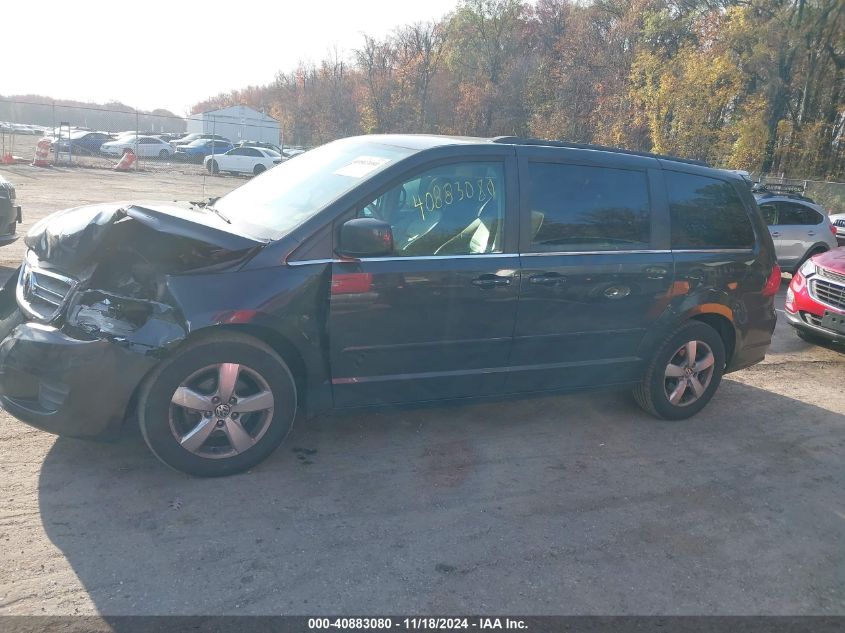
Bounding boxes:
0 164 842 616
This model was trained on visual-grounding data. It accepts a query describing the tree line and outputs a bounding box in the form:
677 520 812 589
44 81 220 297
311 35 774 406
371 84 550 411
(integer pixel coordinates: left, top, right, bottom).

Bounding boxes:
192 0 845 179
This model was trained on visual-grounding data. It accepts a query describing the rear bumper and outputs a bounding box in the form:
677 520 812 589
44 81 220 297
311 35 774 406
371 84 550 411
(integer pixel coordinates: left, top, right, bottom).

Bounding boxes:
0 320 157 438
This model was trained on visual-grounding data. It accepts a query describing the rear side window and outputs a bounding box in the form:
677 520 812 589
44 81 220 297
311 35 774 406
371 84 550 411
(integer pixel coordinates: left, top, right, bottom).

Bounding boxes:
666 172 754 249
777 202 822 226
526 163 651 251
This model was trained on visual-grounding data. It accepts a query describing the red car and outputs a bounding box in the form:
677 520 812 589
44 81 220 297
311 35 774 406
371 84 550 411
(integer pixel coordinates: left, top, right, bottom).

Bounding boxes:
785 247 845 344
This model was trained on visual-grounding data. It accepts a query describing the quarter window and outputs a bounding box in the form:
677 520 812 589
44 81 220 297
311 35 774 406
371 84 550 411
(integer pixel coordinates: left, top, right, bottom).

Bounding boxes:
666 172 754 249
356 162 506 256
525 163 651 251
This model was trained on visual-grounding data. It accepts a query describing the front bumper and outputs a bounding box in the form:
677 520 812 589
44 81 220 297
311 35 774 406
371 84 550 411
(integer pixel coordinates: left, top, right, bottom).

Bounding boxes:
784 307 845 345
0 320 158 438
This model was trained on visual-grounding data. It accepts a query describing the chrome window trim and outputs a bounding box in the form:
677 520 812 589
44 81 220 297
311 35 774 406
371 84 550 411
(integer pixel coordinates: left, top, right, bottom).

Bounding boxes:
521 249 670 256
287 247 757 265
288 253 515 266
671 248 755 254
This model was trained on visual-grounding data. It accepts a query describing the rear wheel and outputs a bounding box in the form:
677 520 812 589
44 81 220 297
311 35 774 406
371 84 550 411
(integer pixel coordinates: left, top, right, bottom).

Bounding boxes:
158 149 169 158
138 332 297 477
633 321 726 420
253 164 266 176
208 160 219 174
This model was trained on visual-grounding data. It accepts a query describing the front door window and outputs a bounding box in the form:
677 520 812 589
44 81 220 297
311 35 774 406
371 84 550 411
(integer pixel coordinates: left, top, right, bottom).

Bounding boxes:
358 162 506 256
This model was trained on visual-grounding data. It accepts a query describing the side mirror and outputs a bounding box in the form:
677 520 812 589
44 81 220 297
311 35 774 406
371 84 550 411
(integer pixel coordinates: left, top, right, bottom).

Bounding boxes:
338 218 393 258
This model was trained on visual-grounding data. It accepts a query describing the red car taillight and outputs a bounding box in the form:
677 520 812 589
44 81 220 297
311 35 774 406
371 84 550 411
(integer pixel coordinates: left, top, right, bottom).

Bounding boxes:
830 223 837 237
762 263 782 297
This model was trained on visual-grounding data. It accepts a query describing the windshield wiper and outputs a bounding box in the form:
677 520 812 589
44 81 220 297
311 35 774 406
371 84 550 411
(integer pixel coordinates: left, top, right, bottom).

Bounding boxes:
205 205 231 224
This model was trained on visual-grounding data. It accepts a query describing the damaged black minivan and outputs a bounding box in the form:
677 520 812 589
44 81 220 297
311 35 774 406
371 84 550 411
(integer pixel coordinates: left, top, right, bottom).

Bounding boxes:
0 135 779 476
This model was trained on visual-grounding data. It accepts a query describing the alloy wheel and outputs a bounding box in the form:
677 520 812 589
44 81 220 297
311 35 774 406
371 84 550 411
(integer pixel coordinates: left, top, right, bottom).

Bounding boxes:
663 340 716 407
169 363 274 458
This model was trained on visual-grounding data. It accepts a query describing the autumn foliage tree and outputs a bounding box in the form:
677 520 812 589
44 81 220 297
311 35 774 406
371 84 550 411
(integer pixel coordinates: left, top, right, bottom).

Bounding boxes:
194 0 845 179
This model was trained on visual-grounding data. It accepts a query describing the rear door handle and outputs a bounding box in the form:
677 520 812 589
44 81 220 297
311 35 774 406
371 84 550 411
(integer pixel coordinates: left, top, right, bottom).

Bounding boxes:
529 272 565 286
471 274 511 289
771 231 781 237
807 231 816 236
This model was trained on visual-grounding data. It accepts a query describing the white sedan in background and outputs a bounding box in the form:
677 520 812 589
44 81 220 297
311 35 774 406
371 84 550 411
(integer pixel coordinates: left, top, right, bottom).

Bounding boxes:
205 146 282 176
100 136 174 158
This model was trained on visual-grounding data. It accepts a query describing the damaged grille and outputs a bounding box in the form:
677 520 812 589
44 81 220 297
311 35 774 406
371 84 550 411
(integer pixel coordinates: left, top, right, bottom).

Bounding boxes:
16 260 78 322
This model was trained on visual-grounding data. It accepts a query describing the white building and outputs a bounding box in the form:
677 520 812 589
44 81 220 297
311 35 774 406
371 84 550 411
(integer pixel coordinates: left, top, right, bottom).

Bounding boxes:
186 105 280 145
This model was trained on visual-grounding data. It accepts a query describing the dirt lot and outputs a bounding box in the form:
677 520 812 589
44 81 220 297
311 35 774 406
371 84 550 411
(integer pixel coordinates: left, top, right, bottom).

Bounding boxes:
0 164 843 616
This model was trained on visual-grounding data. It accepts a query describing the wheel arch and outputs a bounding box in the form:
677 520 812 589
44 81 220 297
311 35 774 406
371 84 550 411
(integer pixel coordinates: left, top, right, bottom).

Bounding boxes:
689 312 736 367
190 324 308 408
123 324 312 434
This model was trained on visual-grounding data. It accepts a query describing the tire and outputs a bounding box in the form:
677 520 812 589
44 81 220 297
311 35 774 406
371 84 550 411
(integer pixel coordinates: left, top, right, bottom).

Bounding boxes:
138 332 297 477
159 149 169 158
253 164 266 176
633 321 726 420
208 160 219 174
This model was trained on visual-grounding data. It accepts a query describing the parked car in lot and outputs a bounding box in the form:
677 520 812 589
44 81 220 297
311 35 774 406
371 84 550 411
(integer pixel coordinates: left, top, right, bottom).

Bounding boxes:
157 133 188 144
830 213 845 245
784 247 845 345
237 141 283 154
175 139 234 162
0 135 778 477
172 133 231 149
0 174 22 245
52 131 114 155
755 188 838 273
205 146 282 175
101 136 175 158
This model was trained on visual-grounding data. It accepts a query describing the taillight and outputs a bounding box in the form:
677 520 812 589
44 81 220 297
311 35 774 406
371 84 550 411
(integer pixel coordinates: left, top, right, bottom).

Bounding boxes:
830 223 837 236
762 264 782 297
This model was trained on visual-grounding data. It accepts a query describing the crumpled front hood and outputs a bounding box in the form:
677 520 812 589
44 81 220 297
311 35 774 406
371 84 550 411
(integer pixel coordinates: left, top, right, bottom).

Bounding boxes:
25 201 264 269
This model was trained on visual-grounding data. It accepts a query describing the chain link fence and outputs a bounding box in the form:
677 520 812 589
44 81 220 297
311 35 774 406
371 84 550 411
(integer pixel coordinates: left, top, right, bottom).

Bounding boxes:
757 175 845 215
0 98 298 175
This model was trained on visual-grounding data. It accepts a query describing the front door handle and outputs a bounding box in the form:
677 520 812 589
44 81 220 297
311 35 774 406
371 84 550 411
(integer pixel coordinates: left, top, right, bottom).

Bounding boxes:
771 231 781 237
807 231 815 236
471 274 511 289
529 272 565 286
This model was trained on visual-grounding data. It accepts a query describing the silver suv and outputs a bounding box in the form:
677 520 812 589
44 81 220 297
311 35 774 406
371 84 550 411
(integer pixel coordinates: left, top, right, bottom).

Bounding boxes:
755 190 838 273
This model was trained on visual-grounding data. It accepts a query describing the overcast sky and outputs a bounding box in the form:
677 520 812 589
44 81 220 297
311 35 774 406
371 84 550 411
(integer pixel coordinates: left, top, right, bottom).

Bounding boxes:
6 0 460 115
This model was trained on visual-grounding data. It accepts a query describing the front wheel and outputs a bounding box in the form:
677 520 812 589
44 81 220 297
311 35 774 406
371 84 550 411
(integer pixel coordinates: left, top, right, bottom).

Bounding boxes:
207 159 219 174
633 321 725 420
159 149 169 158
138 332 297 477
253 164 266 176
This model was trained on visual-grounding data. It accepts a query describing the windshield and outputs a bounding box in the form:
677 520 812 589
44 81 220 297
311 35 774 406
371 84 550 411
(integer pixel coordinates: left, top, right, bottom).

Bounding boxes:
213 137 416 239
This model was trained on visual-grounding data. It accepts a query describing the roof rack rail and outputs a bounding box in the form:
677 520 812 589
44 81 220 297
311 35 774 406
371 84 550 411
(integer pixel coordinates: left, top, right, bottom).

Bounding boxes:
491 136 709 167
751 182 815 204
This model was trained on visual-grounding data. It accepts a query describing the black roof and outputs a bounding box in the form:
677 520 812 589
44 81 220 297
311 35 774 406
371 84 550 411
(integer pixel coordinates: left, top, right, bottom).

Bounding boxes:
491 136 708 167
